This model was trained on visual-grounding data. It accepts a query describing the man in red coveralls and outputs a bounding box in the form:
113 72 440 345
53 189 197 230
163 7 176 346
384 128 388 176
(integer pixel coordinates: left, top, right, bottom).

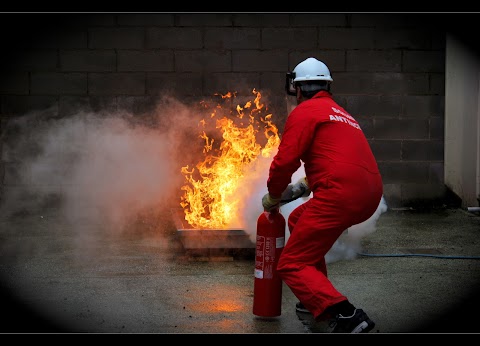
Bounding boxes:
262 57 383 333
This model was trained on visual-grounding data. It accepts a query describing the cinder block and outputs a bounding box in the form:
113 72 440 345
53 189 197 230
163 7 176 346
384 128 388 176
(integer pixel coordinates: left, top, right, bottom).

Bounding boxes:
176 50 231 73
1 96 57 116
319 27 375 49
0 72 29 94
403 95 444 118
429 162 445 184
58 96 117 116
118 50 174 72
116 96 157 115
88 73 145 95
345 95 382 117
31 72 87 95
331 73 376 94
29 30 88 49
403 51 446 73
430 73 445 95
369 140 401 161
262 28 317 50
373 73 429 94
204 72 259 96
89 28 145 49
88 27 145 49
347 51 401 72
377 161 429 184
60 50 116 72
147 72 202 96
1 50 58 72
205 28 261 50
233 50 287 72
402 140 444 161
429 116 444 140
259 72 284 93
374 29 432 50
146 27 202 49
374 118 429 140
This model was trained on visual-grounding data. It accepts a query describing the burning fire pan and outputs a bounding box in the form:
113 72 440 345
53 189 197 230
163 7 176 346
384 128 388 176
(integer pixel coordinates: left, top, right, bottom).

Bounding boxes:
171 208 255 250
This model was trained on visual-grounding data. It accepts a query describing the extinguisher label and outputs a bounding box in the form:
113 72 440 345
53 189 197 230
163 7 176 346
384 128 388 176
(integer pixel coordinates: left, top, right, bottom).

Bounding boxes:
255 235 277 280
276 236 285 248
254 268 263 279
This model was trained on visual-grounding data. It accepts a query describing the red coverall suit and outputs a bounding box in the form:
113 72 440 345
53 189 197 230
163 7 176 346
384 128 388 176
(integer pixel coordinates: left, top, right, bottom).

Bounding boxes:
267 90 383 320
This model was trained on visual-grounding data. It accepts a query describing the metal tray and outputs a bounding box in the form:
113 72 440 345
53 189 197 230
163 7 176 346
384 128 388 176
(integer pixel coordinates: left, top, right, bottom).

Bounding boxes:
171 208 255 249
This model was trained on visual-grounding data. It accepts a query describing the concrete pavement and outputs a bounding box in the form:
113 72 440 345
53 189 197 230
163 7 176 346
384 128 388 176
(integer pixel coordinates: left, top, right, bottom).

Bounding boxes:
0 204 479 334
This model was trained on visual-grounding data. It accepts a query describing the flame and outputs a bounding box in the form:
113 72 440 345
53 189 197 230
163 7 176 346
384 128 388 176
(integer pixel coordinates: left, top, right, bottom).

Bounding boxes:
180 89 280 229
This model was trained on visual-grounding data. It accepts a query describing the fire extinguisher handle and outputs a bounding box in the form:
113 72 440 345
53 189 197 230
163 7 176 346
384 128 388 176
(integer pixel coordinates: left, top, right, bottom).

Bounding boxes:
265 208 280 216
264 208 280 221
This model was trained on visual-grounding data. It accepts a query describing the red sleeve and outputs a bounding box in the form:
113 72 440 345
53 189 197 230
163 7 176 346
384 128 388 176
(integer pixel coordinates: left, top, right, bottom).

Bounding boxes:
267 105 317 197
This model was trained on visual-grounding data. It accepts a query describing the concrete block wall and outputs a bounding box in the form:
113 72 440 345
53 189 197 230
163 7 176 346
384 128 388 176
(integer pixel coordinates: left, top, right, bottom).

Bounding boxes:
0 13 452 208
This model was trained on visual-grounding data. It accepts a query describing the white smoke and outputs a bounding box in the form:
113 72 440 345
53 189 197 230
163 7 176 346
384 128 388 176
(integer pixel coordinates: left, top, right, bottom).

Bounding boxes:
235 159 388 264
1 94 387 264
0 97 208 259
323 195 388 263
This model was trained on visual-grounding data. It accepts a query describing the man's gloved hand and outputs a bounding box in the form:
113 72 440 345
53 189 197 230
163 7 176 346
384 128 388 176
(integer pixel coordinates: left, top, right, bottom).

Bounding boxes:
291 177 311 198
262 193 282 212
280 184 295 202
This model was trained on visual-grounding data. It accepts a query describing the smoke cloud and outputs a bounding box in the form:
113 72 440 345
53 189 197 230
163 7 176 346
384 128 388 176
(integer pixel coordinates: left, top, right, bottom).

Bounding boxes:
0 96 209 259
1 93 387 264
233 156 388 263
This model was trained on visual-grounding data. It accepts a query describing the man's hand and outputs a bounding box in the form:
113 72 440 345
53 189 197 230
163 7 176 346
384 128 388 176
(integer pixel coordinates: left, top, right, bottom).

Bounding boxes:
292 177 311 198
262 193 281 212
280 184 295 202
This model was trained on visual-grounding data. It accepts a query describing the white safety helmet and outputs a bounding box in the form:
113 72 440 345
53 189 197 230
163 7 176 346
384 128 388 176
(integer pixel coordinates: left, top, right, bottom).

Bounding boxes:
285 57 333 96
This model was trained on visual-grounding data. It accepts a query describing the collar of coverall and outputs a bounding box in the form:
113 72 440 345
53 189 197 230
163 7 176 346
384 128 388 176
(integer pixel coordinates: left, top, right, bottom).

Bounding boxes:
311 90 333 99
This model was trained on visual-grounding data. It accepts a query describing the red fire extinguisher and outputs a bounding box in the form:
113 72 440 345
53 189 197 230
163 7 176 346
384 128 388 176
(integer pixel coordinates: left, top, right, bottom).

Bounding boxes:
252 208 286 318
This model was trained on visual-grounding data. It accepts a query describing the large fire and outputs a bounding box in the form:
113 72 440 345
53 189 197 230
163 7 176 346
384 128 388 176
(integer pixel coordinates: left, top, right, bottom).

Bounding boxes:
180 89 281 229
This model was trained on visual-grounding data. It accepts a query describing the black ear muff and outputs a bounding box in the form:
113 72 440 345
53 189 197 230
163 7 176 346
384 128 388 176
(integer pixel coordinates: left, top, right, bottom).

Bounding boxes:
285 72 296 96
